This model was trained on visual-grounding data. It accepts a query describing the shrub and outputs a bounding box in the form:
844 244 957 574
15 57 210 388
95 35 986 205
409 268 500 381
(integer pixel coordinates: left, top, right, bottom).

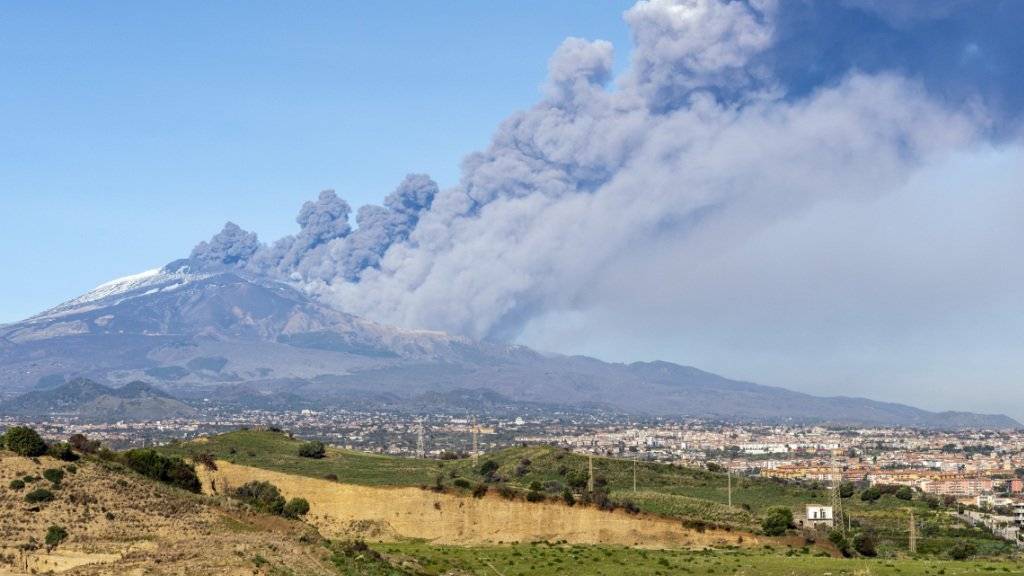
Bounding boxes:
43 468 65 485
761 506 794 536
3 426 47 457
193 452 218 471
860 486 882 502
68 433 100 454
839 481 855 498
828 529 850 556
562 488 575 507
8 479 25 491
233 481 285 515
453 478 472 489
852 531 877 557
283 497 310 518
47 442 79 462
65 464 77 474
45 525 68 551
122 449 201 493
472 483 488 498
479 459 499 478
895 486 913 501
526 490 544 502
25 488 55 503
949 541 977 560
298 441 326 459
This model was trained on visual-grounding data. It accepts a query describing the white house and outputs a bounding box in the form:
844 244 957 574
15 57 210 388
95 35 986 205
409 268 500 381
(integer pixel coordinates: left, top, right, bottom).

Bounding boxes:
805 504 834 528
1014 502 1024 528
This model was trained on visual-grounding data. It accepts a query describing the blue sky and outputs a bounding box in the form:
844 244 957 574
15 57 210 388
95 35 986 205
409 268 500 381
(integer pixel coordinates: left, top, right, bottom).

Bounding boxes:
0 1 633 322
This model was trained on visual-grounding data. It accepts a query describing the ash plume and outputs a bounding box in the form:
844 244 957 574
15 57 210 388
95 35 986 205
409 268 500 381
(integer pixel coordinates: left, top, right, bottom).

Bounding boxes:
190 0 1017 346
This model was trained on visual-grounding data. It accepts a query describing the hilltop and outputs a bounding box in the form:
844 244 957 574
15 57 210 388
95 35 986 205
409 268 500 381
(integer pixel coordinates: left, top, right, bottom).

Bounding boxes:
0 262 1017 429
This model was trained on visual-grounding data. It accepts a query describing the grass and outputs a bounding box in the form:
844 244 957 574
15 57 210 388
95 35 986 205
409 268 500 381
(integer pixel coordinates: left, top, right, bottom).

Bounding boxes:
157 430 1018 557
374 540 1024 576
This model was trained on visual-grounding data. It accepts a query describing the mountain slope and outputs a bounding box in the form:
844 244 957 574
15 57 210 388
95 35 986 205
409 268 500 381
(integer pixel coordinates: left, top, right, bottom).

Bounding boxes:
0 261 1017 429
1 378 198 420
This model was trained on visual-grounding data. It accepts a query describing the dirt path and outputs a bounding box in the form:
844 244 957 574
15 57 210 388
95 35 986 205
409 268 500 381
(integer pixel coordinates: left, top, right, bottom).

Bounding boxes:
200 460 761 549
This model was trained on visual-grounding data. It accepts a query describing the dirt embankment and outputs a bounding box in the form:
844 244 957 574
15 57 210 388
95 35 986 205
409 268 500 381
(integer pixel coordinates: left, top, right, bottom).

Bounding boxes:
200 460 761 549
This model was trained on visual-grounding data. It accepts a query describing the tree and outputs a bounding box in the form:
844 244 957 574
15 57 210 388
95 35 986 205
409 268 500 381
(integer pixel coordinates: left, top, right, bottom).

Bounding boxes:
860 486 882 502
283 497 310 518
839 481 855 498
297 441 326 459
895 486 913 501
852 531 877 556
233 481 286 515
3 426 47 457
47 443 79 462
45 525 68 551
761 506 794 536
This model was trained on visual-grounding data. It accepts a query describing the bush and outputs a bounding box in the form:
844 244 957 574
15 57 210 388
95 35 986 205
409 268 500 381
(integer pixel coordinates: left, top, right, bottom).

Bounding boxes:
562 488 575 507
47 442 79 462
895 486 913 501
852 531 877 556
479 459 499 478
283 497 310 518
45 525 68 551
25 488 55 503
8 479 25 491
233 481 285 515
298 441 326 459
839 481 855 498
526 490 544 502
949 541 977 560
122 449 201 493
323 473 339 482
453 478 472 489
828 529 849 556
3 426 47 457
860 486 882 502
68 433 100 454
43 468 65 485
761 506 794 536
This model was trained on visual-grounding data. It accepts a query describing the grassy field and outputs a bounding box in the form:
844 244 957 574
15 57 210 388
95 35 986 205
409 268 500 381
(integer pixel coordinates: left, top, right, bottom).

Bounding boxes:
374 541 1024 576
158 430 1018 557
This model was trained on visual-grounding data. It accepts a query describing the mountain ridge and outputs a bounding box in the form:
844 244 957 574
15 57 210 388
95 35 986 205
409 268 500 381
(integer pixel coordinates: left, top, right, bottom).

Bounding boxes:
0 261 1017 429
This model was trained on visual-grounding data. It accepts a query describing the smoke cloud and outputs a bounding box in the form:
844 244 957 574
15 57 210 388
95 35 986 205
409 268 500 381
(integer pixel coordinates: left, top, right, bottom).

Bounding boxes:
191 0 1013 355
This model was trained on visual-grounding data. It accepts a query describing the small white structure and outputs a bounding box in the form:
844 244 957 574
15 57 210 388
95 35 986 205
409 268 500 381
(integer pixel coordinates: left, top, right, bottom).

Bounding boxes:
1014 502 1024 528
805 504 834 528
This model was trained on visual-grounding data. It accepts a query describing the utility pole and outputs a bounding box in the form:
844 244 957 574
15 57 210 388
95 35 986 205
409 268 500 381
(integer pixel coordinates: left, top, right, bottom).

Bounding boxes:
909 509 917 554
633 454 638 493
727 467 733 508
472 416 479 465
588 454 595 493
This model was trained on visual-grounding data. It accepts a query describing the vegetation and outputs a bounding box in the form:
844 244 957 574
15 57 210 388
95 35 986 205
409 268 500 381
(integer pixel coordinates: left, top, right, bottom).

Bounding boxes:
45 525 68 551
121 449 201 492
374 541 1024 576
761 506 793 536
298 440 326 459
24 488 55 503
8 479 25 490
3 426 48 457
283 497 310 518
42 467 65 485
233 480 286 515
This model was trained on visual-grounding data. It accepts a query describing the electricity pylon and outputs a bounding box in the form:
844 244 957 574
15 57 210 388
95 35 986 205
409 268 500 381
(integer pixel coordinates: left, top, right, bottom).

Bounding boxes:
830 452 845 535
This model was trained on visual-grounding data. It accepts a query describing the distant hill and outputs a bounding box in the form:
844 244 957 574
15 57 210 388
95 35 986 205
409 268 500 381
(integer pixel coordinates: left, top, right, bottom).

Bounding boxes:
1 377 197 420
0 260 1017 429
